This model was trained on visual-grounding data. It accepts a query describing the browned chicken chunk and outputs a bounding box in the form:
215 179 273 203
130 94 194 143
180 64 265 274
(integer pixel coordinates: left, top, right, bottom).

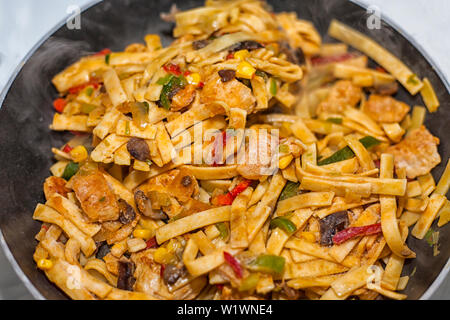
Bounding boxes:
171 84 196 111
72 171 120 222
132 249 206 299
138 167 199 203
316 80 361 114
201 73 256 114
364 94 410 123
43 176 70 200
386 126 441 179
237 130 277 180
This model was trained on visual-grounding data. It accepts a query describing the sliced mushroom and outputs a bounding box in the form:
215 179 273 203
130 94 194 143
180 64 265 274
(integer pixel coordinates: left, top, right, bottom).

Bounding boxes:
134 190 168 220
279 41 305 66
369 82 399 96
192 39 210 50
95 241 111 260
163 264 185 285
229 40 263 52
319 211 349 246
117 261 136 291
118 199 136 224
218 69 236 83
127 138 150 161
181 175 192 187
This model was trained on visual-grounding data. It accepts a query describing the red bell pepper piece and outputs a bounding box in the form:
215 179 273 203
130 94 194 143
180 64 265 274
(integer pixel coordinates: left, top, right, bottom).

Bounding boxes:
62 144 73 153
93 48 111 56
146 237 158 249
215 180 252 206
310 53 357 66
198 81 205 88
224 251 243 278
333 223 382 245
53 98 67 113
226 52 234 60
68 80 101 95
163 63 182 76
160 264 166 277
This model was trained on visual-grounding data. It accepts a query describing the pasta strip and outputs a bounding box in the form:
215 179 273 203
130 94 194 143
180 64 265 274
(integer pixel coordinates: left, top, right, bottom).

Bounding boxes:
328 20 423 95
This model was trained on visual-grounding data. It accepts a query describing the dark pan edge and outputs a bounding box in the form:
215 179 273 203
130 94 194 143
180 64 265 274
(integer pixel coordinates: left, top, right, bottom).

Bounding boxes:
348 0 450 300
0 0 103 300
0 0 448 300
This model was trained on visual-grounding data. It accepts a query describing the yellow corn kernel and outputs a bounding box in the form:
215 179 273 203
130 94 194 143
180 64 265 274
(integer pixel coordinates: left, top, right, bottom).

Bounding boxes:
236 61 256 79
37 258 53 270
70 145 88 163
279 154 294 170
186 73 201 86
133 228 152 240
234 49 249 61
153 247 175 264
300 231 316 243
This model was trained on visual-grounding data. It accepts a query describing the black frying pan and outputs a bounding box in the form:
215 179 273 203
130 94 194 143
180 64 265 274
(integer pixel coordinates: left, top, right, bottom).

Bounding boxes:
0 0 448 300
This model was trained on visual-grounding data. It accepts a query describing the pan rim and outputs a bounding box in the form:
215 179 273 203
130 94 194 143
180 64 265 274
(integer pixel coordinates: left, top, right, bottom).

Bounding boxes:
0 0 448 300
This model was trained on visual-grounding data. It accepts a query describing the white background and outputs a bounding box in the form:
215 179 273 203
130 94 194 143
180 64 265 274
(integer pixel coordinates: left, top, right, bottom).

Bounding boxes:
0 0 448 299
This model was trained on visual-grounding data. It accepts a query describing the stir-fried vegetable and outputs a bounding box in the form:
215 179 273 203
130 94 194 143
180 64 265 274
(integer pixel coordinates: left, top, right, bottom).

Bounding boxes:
53 98 67 113
224 251 243 278
238 273 260 292
332 223 382 245
249 254 285 275
68 79 101 95
80 103 97 114
326 117 343 124
270 216 297 234
318 136 380 166
158 74 188 110
62 162 79 180
215 222 229 239
270 78 277 96
214 179 252 206
279 181 300 201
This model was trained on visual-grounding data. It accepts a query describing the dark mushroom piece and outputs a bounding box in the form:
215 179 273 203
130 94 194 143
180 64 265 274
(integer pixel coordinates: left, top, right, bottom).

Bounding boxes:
279 41 305 66
118 199 136 224
369 82 399 96
192 39 210 50
117 261 136 291
126 138 150 162
319 211 349 246
95 241 111 260
229 40 264 52
163 264 186 285
218 69 236 82
181 175 192 187
134 190 168 220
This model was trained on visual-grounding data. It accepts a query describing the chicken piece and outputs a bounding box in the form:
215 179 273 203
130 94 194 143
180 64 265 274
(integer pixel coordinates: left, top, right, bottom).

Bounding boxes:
171 84 196 111
316 80 361 114
364 94 410 123
386 126 440 179
201 73 256 114
132 249 206 300
72 171 120 222
43 176 70 201
138 167 199 203
237 130 277 180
